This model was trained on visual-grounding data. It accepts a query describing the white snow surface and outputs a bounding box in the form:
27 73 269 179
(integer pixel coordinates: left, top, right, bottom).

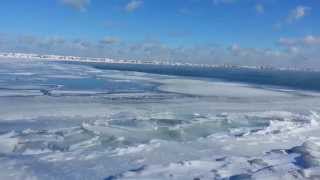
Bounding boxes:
0 59 320 179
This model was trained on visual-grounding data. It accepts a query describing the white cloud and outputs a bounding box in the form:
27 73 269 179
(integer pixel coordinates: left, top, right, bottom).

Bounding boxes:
229 44 241 54
303 35 320 45
275 5 311 29
125 0 143 12
279 35 320 47
278 37 296 47
255 4 264 14
61 0 90 11
277 35 320 67
99 37 121 45
287 5 311 23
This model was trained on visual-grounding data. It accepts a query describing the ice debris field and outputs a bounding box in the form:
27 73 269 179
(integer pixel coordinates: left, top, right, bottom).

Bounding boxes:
1 59 320 179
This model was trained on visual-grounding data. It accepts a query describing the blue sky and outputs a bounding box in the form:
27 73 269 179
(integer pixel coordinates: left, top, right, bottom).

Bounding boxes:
0 0 319 68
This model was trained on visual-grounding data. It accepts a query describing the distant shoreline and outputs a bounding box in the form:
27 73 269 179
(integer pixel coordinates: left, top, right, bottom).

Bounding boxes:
2 52 320 92
0 52 318 72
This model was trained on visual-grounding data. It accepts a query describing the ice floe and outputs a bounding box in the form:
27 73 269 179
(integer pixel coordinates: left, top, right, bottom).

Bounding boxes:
1 60 320 179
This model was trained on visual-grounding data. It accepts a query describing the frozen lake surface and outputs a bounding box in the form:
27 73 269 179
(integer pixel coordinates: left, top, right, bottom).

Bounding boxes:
1 59 320 179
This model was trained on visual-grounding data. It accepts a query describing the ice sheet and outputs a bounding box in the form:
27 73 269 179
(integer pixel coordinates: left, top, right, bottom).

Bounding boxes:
1 59 320 179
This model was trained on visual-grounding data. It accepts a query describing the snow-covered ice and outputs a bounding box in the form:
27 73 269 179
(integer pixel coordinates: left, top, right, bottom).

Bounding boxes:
1 58 320 179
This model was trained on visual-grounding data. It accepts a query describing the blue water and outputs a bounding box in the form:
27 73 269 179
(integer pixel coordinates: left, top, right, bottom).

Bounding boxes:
61 61 320 92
